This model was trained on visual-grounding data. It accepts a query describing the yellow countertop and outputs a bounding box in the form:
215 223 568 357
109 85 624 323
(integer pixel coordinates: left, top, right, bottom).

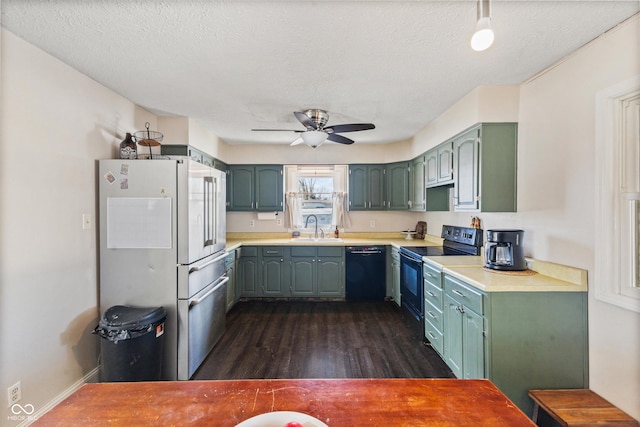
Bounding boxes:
226 232 441 251
225 233 588 294
444 265 587 293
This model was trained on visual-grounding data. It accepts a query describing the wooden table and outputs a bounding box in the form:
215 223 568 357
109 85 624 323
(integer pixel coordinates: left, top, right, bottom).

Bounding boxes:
34 379 535 426
529 389 639 426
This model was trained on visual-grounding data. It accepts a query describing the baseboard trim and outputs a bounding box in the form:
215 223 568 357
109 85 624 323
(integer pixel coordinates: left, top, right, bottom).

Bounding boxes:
18 367 100 427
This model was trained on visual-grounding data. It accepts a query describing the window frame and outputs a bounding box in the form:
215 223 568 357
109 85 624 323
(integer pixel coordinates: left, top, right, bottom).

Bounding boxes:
594 76 640 312
284 165 347 232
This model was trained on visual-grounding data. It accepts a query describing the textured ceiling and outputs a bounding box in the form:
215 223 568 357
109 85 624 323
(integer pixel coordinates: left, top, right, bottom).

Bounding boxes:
1 1 638 145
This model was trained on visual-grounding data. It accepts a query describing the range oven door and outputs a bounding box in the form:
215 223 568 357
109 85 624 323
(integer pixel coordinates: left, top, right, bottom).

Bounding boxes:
400 252 424 322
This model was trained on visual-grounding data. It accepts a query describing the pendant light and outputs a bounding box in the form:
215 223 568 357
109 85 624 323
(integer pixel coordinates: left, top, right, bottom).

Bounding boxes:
471 0 494 51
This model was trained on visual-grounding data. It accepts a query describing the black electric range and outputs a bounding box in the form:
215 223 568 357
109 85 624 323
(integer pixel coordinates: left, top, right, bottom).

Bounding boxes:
398 225 483 341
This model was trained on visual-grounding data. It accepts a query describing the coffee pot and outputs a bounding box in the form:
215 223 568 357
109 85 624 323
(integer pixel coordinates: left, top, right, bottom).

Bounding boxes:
485 229 527 271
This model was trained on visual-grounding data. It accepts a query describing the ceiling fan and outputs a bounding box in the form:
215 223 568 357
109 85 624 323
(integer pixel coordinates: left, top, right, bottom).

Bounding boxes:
252 109 375 148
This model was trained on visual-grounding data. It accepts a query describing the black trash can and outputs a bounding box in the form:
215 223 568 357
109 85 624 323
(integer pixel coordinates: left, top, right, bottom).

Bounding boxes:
94 305 167 382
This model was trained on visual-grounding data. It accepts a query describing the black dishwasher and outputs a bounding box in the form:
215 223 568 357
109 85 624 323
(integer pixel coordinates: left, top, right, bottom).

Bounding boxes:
345 246 386 300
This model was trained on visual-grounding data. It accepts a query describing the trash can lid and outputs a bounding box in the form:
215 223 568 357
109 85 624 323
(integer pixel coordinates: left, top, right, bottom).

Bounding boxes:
100 305 167 329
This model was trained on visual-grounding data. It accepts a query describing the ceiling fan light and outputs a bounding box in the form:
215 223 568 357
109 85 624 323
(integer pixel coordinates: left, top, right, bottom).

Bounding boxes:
471 17 494 51
300 130 328 148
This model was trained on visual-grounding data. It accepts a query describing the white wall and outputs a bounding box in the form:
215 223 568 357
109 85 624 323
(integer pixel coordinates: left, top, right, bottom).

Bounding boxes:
0 29 158 421
418 15 640 418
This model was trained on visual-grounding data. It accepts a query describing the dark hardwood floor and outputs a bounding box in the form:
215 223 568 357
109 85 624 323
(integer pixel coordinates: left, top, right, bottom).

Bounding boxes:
192 300 454 380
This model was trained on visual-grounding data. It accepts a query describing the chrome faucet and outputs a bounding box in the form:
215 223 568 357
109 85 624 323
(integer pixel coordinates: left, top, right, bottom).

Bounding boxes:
305 214 319 239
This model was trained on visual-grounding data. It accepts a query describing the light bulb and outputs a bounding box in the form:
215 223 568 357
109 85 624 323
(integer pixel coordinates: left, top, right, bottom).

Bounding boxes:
471 17 494 51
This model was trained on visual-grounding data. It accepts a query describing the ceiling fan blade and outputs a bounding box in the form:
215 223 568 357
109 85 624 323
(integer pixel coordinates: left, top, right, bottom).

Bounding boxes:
290 137 304 146
294 111 318 129
251 128 303 132
324 123 375 133
327 133 355 145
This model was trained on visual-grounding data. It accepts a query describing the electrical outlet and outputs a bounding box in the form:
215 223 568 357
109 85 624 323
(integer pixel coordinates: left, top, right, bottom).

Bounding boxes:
276 219 282 226
370 220 376 228
8 381 21 407
249 220 255 227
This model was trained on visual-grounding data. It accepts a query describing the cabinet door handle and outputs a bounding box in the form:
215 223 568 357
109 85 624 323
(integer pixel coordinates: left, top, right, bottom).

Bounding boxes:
426 290 436 297
427 311 437 319
427 331 437 339
451 289 466 298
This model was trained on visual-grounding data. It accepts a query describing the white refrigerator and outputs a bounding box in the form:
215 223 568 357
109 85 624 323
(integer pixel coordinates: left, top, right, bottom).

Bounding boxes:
99 158 227 380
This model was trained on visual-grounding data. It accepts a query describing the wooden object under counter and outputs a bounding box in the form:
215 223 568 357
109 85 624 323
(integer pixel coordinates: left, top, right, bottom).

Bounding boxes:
33 379 535 426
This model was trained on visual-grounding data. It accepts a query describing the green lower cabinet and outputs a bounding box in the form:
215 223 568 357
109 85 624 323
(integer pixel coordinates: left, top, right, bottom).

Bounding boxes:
262 260 289 297
442 273 588 416
238 247 259 297
443 293 466 378
316 257 344 297
290 246 344 297
260 247 290 297
461 308 485 379
291 257 316 296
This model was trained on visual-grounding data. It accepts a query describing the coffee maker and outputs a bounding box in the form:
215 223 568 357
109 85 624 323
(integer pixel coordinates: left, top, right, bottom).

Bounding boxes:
485 229 527 271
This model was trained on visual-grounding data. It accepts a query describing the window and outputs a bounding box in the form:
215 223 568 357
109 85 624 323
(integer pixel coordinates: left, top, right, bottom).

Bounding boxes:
284 165 348 232
595 76 640 312
299 176 334 228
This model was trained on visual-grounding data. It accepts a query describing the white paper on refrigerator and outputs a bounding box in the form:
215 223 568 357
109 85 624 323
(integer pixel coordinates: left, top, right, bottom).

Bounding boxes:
107 197 172 248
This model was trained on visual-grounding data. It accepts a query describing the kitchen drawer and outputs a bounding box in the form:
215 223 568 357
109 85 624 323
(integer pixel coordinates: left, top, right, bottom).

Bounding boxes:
424 319 444 356
444 275 484 314
317 246 343 257
423 261 442 287
261 246 286 257
424 299 443 332
424 280 443 308
240 246 257 257
291 246 316 257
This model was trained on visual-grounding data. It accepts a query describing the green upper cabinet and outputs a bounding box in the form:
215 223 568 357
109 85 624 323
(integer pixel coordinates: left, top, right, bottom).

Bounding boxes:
386 161 410 210
410 155 426 211
348 164 386 211
227 165 283 211
255 166 284 211
437 142 454 185
227 165 254 211
453 123 517 212
425 141 454 188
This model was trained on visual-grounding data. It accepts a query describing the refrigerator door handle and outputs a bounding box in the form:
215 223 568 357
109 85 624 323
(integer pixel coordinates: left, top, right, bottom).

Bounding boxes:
204 176 214 247
189 276 229 308
188 252 229 274
213 177 219 245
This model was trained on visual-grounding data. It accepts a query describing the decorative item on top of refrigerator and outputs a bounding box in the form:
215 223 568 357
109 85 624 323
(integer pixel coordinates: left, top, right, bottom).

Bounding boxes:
98 158 227 380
